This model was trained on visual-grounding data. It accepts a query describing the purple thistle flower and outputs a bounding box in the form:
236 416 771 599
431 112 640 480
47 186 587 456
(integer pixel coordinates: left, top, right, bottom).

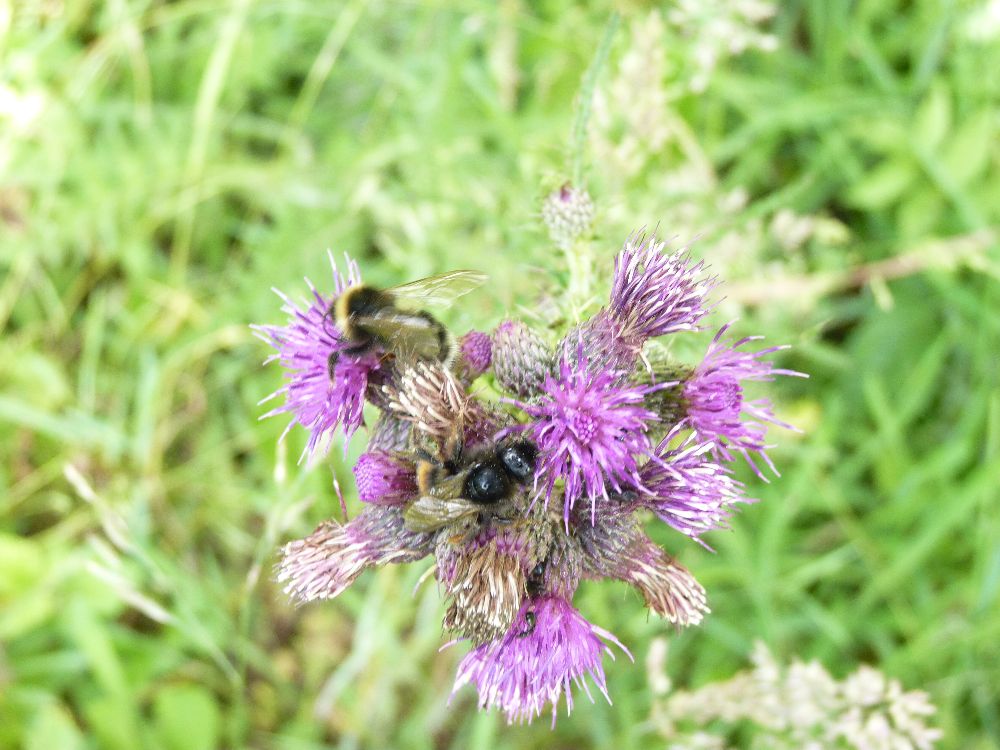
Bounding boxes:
510 349 664 521
637 426 746 545
557 310 644 374
683 322 807 476
451 595 631 725
353 452 417 505
254 253 382 458
277 505 432 602
608 233 717 342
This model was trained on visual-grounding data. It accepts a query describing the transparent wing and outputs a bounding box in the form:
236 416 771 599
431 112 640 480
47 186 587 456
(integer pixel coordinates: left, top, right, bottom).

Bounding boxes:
353 310 443 360
387 270 488 308
403 495 480 533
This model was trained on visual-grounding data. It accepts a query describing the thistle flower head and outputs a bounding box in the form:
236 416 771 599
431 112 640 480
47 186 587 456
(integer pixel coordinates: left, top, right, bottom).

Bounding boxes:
353 451 417 505
683 322 806 476
441 541 527 645
614 535 709 625
437 510 558 644
381 360 502 455
276 505 433 602
458 330 493 378
451 595 631 725
511 349 663 521
541 183 595 249
637 427 746 544
491 319 554 398
262 233 805 725
367 412 413 453
557 310 644 374
609 234 717 342
576 504 709 626
254 253 380 458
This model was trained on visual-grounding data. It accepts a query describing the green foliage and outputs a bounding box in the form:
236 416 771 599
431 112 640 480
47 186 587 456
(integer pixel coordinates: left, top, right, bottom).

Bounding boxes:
2 1 998 748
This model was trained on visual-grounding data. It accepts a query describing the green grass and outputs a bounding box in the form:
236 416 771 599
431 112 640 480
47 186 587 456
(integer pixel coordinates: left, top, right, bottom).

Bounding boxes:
2 1 999 748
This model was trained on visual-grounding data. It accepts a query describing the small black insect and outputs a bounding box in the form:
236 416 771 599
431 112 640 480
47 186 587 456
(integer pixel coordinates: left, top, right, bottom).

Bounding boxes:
526 560 546 598
518 611 536 638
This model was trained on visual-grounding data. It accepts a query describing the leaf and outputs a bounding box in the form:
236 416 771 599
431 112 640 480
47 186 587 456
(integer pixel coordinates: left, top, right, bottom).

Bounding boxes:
942 108 994 186
153 684 221 750
912 83 951 151
0 533 46 598
25 702 85 750
846 158 917 209
896 186 944 239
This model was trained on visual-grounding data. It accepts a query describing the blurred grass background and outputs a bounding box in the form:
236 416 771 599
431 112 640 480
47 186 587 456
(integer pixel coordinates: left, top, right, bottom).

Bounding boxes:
2 1 999 748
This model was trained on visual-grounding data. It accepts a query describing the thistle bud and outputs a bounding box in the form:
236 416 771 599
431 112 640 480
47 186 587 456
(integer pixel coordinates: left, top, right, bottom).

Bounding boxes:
457 330 493 379
491 320 554 398
541 183 595 249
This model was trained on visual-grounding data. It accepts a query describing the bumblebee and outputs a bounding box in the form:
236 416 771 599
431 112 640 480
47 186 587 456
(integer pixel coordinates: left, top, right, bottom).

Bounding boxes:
329 270 487 373
403 440 538 536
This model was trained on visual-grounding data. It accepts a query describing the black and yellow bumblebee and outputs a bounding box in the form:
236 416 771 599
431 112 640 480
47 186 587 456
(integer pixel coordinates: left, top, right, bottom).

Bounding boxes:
404 440 538 536
329 270 487 375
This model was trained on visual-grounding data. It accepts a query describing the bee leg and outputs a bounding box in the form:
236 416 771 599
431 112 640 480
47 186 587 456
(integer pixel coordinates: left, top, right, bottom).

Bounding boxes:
411 446 439 464
343 340 374 356
327 341 375 379
517 611 536 638
442 423 464 467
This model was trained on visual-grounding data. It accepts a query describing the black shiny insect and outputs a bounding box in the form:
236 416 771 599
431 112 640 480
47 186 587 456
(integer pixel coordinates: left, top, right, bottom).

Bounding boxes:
517 611 537 638
526 560 546 598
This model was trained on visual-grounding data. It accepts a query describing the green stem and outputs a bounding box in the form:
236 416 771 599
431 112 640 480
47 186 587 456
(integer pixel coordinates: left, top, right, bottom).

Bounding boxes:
570 11 620 186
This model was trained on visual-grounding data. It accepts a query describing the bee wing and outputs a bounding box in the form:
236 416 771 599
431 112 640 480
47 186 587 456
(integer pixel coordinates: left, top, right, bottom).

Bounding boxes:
353 309 444 360
387 270 488 308
404 495 481 533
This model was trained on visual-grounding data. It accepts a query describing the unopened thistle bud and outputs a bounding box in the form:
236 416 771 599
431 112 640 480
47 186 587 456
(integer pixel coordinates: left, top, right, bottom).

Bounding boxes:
541 183 595 249
491 320 554 398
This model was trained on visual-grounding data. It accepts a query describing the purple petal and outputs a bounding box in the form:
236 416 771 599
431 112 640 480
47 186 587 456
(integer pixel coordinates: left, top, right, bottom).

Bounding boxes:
637 426 747 544
509 348 664 522
451 595 631 725
683 322 807 476
609 233 717 341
